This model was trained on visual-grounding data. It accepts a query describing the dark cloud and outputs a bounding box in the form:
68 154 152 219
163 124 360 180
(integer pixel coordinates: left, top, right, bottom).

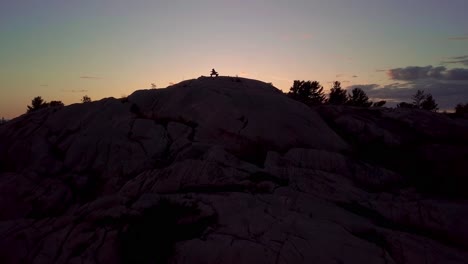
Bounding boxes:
352 75 358 78
40 84 48 87
388 66 468 81
444 68 468 80
80 76 101 80
450 55 468 60
376 69 387 72
347 83 419 102
346 81 468 110
442 55 468 66
448 36 468 40
347 63 468 110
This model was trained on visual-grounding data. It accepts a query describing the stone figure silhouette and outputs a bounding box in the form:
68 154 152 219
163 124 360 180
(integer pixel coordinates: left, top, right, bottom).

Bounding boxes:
210 69 219 77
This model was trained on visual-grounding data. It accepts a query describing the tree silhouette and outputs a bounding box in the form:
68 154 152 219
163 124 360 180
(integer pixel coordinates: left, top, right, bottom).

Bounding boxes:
26 96 65 113
288 80 325 105
288 80 305 102
421 94 438 112
309 81 326 105
347 88 372 107
27 96 48 113
412 90 426 108
328 81 348 105
151 83 157 89
82 95 92 103
399 90 439 111
49 101 64 107
455 103 468 116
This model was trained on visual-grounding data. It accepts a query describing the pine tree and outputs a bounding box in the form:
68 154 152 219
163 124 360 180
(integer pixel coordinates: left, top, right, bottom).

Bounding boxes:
328 81 348 105
412 90 426 108
309 81 326 105
27 96 48 113
421 94 438 112
347 88 372 107
288 80 325 105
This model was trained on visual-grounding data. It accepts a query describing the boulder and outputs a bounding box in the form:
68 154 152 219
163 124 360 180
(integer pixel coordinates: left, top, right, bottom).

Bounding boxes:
0 77 467 263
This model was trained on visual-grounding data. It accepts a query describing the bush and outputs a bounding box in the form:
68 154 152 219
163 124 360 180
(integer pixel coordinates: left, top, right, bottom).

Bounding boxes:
49 100 65 107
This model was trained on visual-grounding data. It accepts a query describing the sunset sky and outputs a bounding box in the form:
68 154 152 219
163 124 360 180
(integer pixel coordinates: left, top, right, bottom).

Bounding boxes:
1 0 467 118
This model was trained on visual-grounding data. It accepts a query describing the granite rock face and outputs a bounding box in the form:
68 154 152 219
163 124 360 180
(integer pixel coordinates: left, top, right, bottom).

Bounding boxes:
0 76 467 263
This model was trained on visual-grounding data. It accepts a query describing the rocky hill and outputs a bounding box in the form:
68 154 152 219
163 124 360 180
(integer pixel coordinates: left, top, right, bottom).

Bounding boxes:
0 76 467 263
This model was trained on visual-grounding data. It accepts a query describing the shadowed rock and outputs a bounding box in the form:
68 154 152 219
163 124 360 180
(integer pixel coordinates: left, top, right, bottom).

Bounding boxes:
0 77 467 263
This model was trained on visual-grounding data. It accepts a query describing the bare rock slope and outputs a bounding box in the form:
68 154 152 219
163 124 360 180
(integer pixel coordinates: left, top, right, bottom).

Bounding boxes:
0 76 467 263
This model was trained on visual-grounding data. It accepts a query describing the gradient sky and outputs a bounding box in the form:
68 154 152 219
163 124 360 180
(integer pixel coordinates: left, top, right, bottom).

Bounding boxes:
1 0 467 118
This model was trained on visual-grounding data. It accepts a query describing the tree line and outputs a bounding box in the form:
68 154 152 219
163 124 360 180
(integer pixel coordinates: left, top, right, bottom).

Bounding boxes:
286 80 457 113
26 95 92 113
19 82 468 117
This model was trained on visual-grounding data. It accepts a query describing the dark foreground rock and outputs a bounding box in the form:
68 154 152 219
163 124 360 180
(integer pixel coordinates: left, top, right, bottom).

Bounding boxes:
0 76 467 263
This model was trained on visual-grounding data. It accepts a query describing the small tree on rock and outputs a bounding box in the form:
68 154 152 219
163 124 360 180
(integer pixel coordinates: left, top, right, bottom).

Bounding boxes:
27 96 48 113
405 90 438 111
347 88 372 107
328 81 348 105
421 94 438 112
82 95 92 103
49 101 64 107
288 80 325 105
